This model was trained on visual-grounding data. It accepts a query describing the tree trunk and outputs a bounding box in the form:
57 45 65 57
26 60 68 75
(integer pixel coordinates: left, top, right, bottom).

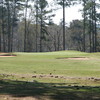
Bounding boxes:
35 0 39 52
91 1 95 52
93 1 97 52
63 0 65 50
40 17 43 52
24 0 28 52
11 0 16 52
83 0 86 52
40 5 43 52
0 29 1 52
1 0 5 52
89 20 92 52
7 1 11 52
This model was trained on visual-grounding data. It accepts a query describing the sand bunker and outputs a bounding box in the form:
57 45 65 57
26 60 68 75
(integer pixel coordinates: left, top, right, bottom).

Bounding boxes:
0 53 16 57
58 57 89 60
66 57 89 60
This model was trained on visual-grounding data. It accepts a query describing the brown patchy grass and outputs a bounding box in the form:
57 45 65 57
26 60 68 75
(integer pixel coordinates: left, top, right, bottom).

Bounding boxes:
0 79 100 100
0 73 100 100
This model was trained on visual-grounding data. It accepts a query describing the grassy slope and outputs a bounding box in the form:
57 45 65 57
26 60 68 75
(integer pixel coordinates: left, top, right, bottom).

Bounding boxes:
0 51 100 100
0 51 100 77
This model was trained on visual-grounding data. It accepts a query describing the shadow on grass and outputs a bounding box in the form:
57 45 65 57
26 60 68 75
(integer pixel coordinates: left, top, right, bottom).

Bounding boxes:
0 79 100 100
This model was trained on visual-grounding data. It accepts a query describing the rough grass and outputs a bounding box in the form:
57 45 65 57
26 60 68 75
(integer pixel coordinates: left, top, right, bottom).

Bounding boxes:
0 50 100 100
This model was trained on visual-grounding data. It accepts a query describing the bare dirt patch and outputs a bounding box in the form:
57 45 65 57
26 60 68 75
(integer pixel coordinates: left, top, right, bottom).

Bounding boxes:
0 95 38 100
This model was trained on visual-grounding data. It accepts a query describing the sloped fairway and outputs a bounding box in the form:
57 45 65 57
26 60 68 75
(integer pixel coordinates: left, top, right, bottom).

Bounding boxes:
0 51 100 100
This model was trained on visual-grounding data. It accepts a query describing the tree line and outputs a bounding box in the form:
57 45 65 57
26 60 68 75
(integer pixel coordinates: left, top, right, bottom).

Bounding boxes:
0 0 100 52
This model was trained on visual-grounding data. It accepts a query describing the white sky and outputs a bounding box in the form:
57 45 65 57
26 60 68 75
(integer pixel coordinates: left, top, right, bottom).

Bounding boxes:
48 0 83 24
54 5 83 24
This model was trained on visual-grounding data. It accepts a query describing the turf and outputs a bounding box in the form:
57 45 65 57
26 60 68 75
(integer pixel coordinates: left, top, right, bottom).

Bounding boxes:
0 51 100 77
0 51 100 100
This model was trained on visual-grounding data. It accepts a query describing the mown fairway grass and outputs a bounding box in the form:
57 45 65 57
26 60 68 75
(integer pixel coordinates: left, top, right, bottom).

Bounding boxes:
0 51 100 78
0 51 100 100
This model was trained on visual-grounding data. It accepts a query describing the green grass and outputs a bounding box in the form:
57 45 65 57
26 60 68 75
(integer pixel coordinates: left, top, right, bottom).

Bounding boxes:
0 50 100 100
0 51 100 77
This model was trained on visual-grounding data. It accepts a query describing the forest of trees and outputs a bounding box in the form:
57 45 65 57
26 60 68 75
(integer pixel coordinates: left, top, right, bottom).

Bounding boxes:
0 0 100 52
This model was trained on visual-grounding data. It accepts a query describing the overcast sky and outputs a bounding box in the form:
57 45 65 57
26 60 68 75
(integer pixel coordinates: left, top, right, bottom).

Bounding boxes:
48 0 83 25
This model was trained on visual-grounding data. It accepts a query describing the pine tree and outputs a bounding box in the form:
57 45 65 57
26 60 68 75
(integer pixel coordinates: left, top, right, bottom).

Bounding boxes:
55 0 77 50
24 0 29 52
36 0 55 52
